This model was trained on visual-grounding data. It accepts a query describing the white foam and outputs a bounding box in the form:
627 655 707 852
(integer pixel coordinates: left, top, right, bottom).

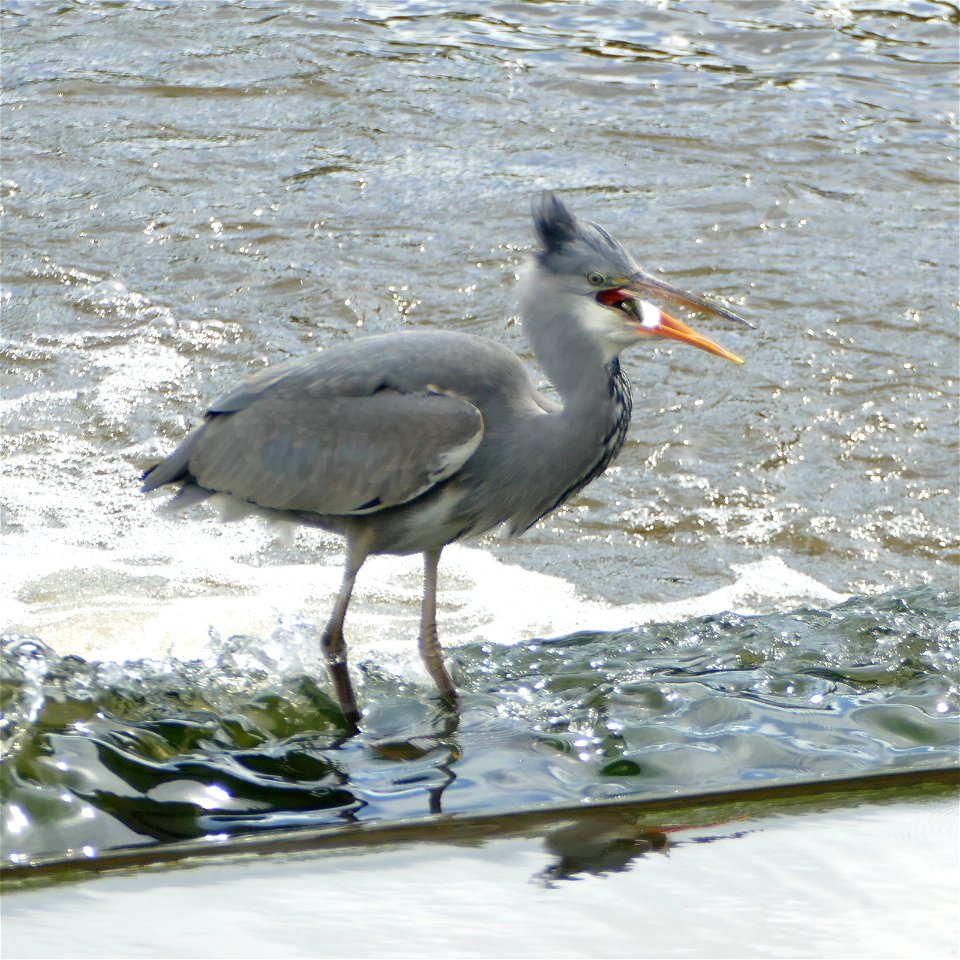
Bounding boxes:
353 547 847 681
3 505 847 677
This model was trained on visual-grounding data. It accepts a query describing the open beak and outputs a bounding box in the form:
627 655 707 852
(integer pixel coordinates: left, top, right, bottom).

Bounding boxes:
632 302 745 364
619 270 752 365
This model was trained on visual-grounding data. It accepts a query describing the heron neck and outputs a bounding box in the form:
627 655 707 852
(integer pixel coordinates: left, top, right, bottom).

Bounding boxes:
504 346 631 535
530 307 633 457
518 269 633 492
546 352 632 448
524 303 626 418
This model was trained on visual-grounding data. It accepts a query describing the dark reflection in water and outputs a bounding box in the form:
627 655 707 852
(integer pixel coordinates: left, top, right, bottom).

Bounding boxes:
536 818 757 886
537 818 671 886
2 587 956 862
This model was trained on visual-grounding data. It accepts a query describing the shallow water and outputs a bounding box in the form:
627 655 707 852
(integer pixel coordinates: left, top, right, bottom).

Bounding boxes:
2 585 956 862
1 0 958 869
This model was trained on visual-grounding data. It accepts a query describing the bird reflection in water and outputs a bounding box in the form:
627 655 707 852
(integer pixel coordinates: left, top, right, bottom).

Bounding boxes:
537 815 752 886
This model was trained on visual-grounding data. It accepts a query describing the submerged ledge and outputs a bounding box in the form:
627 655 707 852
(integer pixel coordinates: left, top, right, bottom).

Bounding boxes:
3 761 957 888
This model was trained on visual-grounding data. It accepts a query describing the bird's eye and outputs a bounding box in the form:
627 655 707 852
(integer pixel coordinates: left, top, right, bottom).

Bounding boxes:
587 272 605 286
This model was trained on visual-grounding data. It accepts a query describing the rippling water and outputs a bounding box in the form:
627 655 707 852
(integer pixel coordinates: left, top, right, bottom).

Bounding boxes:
2 0 958 867
3 586 957 862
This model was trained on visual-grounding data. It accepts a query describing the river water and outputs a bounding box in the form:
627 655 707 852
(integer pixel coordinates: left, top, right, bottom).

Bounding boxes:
1 0 957 870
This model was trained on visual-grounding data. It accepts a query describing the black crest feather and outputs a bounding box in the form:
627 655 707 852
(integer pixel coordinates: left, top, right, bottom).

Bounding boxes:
533 191 580 252
531 191 638 278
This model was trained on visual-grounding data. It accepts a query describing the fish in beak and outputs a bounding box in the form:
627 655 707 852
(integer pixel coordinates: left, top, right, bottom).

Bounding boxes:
598 270 752 364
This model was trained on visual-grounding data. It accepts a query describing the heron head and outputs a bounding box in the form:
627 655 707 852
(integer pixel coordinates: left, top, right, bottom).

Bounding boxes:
531 191 751 364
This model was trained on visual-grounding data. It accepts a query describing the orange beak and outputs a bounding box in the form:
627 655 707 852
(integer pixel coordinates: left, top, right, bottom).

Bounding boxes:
639 302 745 365
618 270 752 365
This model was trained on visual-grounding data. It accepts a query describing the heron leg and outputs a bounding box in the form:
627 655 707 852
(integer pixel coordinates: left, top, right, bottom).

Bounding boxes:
419 548 457 705
321 541 367 726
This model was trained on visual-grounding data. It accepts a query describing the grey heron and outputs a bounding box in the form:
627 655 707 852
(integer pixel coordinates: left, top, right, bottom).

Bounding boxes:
143 192 751 726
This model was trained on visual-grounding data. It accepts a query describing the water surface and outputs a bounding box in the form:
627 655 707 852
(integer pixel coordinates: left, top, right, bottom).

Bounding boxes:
2 586 956 861
1 0 958 867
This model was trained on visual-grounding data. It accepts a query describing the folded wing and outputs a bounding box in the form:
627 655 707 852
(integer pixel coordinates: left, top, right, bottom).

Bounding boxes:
143 353 484 517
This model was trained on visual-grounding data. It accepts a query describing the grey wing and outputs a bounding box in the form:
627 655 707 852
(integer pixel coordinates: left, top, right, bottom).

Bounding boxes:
144 378 484 516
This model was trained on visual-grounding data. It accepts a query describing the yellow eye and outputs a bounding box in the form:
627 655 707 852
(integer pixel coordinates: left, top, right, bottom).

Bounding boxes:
587 272 605 286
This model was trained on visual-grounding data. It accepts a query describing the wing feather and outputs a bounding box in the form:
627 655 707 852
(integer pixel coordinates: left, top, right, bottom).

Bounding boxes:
185 388 483 515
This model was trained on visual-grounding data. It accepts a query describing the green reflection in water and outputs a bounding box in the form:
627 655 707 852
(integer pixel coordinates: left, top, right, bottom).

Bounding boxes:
2 586 957 863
